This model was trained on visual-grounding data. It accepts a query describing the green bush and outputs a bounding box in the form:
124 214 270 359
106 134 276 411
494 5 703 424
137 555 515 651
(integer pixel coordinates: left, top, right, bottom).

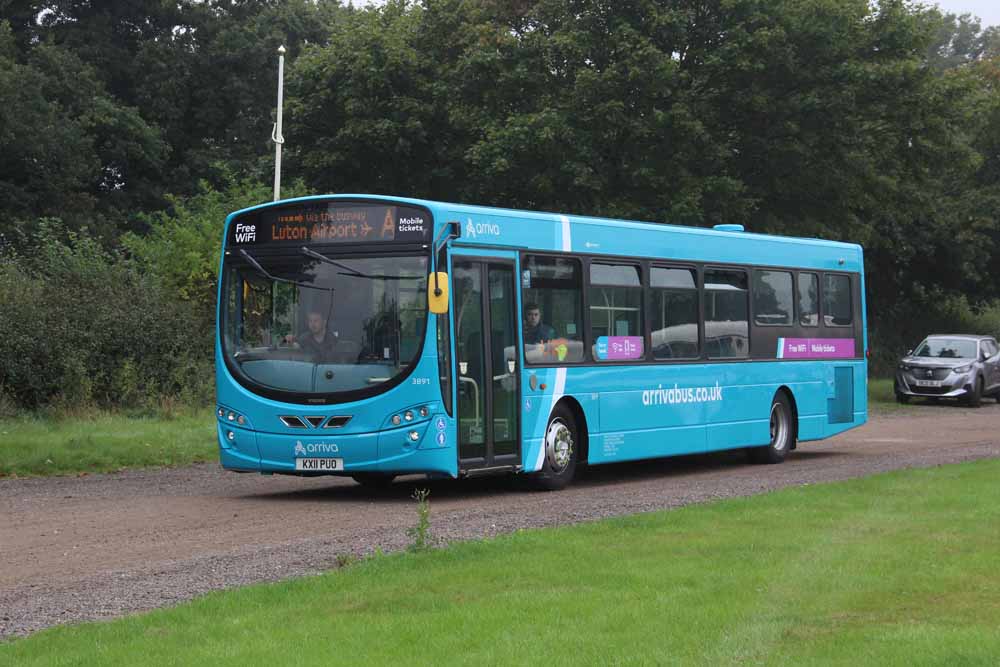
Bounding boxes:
0 222 213 410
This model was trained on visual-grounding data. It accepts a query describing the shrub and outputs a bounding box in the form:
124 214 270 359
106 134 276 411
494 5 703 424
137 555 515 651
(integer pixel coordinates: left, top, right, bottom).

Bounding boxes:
0 222 213 410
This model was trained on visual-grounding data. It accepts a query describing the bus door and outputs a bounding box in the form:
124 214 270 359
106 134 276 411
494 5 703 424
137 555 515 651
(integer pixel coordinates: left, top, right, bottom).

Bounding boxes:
452 257 520 471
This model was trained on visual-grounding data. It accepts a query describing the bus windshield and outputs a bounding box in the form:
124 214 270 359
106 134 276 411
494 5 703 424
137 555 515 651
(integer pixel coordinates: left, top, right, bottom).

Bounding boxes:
222 251 428 398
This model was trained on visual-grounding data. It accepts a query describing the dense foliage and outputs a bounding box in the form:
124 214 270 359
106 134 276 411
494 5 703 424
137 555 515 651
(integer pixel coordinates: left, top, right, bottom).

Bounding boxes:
1 0 999 408
0 224 212 409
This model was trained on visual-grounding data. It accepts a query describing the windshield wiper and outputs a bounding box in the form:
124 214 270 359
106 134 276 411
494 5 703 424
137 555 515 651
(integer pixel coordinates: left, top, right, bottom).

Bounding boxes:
300 247 365 277
239 249 333 292
300 247 422 282
239 249 281 281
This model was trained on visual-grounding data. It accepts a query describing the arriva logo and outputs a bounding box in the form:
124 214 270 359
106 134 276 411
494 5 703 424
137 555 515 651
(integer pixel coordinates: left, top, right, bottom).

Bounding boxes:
465 217 500 239
294 440 339 455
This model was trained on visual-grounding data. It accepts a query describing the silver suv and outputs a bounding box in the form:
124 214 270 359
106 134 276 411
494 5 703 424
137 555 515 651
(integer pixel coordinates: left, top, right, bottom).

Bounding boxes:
895 334 1000 407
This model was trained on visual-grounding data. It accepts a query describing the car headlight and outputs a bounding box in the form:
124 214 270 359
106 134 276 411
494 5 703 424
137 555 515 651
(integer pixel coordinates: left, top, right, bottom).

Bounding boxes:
954 363 973 374
899 364 911 372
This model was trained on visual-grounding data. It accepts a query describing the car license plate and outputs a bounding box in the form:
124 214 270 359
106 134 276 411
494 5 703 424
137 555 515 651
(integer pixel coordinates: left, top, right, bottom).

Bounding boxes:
295 458 343 471
914 379 942 387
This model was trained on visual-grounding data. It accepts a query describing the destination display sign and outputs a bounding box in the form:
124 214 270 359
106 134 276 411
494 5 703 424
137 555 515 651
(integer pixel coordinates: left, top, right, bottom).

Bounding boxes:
228 202 431 247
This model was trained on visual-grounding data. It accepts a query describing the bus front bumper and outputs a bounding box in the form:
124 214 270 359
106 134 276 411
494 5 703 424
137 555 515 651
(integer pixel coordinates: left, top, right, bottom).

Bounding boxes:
217 421 457 477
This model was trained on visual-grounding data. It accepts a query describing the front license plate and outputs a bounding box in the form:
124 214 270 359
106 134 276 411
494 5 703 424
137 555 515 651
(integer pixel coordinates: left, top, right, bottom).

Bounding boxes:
295 458 343 471
914 379 942 387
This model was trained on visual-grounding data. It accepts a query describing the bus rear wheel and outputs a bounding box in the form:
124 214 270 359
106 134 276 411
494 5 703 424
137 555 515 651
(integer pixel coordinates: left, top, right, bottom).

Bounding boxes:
525 405 578 491
351 473 396 489
749 393 793 465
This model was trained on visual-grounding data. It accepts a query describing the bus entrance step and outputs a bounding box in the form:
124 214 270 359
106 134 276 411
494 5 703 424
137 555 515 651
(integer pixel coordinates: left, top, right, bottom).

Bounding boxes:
460 465 521 478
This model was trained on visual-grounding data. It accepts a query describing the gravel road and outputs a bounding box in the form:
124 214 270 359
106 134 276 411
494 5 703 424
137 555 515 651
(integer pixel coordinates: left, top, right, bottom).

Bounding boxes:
2 404 999 640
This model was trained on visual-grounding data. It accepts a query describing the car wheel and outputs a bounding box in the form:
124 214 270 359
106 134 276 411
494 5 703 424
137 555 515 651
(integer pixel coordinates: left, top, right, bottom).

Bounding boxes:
525 404 578 491
966 377 983 408
749 392 793 464
895 392 910 404
351 473 396 489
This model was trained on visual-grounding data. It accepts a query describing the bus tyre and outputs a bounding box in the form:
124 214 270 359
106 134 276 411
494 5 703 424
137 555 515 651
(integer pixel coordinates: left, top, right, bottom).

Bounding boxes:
351 473 396 489
749 393 793 465
526 405 578 491
966 377 983 408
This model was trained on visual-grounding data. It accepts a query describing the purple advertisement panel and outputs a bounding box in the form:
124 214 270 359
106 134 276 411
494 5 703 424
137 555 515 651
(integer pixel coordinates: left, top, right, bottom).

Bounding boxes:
595 336 644 360
778 337 856 359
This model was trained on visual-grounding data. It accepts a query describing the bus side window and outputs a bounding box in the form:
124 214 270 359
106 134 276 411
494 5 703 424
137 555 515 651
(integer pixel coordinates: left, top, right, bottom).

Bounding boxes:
823 274 853 326
704 269 749 359
798 273 819 327
752 270 793 326
522 255 585 363
650 267 698 360
589 262 643 362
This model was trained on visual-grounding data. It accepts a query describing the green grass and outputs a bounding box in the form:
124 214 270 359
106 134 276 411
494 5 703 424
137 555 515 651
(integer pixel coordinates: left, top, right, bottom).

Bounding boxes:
0 408 216 477
4 460 999 665
868 377 917 412
868 377 896 404
0 377 897 478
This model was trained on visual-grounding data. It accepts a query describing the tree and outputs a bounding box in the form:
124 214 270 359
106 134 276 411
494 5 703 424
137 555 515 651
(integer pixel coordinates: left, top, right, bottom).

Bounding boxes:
927 11 991 70
0 21 167 242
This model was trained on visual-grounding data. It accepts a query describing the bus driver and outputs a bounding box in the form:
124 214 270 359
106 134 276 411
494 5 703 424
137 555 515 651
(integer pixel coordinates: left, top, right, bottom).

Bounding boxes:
284 310 339 362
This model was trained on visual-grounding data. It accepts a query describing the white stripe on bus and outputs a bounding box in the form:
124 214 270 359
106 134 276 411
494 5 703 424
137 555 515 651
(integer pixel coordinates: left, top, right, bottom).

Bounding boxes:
534 367 567 472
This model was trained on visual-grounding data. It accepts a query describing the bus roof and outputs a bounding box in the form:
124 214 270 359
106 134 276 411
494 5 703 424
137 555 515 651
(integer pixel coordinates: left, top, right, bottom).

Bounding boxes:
231 194 864 272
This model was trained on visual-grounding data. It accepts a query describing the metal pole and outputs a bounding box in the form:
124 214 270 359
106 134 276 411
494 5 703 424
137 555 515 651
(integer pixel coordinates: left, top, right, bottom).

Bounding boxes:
272 45 286 202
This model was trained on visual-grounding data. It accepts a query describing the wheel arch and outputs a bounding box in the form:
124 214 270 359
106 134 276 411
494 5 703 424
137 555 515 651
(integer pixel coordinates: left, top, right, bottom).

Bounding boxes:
553 396 589 465
776 385 799 450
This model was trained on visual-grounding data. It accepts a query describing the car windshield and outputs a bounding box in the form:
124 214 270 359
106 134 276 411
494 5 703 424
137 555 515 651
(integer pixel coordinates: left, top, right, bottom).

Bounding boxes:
222 251 427 397
913 338 977 359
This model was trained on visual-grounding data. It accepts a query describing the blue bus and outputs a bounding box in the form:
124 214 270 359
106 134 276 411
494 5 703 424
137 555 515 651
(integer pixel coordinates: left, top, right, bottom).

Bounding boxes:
216 195 866 490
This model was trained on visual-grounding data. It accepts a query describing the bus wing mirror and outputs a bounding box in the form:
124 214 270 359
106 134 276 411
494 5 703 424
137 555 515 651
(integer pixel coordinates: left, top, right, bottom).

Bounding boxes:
428 272 449 314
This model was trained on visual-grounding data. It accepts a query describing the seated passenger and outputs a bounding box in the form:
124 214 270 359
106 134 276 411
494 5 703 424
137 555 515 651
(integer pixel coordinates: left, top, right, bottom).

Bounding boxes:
523 303 556 345
285 310 341 363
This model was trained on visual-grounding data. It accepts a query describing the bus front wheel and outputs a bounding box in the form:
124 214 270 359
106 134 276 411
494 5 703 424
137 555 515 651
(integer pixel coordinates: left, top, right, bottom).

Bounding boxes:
749 393 793 465
526 405 578 491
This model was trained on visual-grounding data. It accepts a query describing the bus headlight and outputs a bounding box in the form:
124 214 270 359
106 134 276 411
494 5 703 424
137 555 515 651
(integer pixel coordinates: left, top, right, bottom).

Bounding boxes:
392 415 402 425
227 431 236 441
419 406 430 417
408 430 420 442
218 407 249 428
404 410 414 421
